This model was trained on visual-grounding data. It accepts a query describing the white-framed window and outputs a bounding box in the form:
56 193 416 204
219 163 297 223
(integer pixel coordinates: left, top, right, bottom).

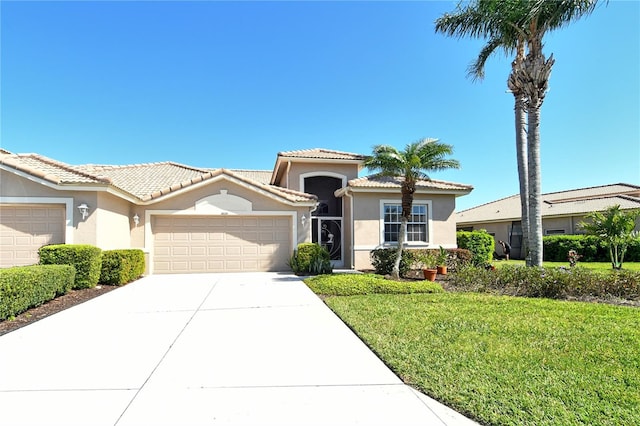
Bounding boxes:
545 229 566 235
380 200 431 244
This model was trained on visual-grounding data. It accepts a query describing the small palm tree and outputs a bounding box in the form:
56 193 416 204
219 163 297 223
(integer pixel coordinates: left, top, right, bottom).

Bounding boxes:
364 138 460 279
579 205 640 270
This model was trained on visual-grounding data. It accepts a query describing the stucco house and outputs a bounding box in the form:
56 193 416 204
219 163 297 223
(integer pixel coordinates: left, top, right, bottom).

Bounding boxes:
0 148 472 273
456 183 640 259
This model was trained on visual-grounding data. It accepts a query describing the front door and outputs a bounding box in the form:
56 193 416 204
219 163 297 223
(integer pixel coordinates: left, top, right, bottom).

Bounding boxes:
311 217 343 267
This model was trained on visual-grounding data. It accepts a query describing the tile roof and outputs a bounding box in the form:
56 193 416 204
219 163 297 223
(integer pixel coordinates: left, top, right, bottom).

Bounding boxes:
77 162 216 201
346 175 473 192
457 183 640 224
277 148 367 161
2 154 315 204
1 154 111 185
230 169 273 185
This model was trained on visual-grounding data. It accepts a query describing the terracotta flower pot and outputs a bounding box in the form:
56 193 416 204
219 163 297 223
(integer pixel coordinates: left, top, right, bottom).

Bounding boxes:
437 265 447 275
423 268 437 281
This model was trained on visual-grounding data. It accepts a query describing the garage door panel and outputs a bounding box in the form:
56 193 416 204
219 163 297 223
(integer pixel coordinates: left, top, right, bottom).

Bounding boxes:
0 205 66 267
153 215 291 273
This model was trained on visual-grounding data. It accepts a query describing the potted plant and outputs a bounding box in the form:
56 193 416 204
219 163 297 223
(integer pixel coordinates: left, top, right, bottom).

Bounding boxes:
436 246 448 275
415 251 437 281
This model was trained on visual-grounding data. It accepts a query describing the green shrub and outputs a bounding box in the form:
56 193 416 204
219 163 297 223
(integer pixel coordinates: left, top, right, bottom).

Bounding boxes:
370 248 415 277
0 265 75 321
543 235 606 262
100 249 145 285
370 248 472 276
289 243 332 275
449 264 640 301
457 230 494 266
39 244 102 289
304 273 444 296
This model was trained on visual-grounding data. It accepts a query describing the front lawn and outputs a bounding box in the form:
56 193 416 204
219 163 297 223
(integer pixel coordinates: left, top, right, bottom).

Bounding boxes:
497 260 640 272
308 275 640 426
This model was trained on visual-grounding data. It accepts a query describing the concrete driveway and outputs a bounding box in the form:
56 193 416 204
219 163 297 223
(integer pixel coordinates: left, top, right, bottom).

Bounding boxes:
0 273 478 425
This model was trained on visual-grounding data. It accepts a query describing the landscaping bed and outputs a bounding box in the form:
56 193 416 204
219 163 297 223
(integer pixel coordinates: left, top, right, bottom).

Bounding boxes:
0 285 117 336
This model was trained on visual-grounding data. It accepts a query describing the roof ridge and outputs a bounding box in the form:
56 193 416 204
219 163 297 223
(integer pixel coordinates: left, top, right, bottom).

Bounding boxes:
221 169 316 201
550 194 640 204
278 147 366 157
10 154 112 184
544 182 640 197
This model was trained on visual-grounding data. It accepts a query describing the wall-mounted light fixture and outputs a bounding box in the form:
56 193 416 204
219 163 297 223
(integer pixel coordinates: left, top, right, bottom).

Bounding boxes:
77 203 90 220
301 214 306 226
133 213 140 227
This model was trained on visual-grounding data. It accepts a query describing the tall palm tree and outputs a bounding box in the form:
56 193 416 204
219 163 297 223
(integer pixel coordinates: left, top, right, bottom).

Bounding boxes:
364 139 460 279
435 1 531 263
436 0 600 266
515 0 599 265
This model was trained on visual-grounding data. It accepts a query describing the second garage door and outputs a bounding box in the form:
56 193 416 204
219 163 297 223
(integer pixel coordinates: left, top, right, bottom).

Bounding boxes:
0 205 65 268
153 215 291 273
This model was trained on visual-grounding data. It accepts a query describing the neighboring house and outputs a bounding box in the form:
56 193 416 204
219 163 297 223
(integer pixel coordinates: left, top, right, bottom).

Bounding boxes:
0 148 472 273
456 183 640 259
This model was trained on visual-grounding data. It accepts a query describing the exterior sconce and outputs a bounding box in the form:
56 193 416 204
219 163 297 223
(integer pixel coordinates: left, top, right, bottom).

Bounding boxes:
301 214 306 226
133 213 140 227
77 203 90 220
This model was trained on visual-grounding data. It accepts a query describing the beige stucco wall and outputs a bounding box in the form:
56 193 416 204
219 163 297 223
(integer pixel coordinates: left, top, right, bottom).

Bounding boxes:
95 192 134 249
283 163 359 192
350 192 458 270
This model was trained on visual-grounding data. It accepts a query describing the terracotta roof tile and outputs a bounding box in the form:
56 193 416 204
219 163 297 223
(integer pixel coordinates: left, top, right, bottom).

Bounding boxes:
222 169 316 203
277 148 367 161
77 162 214 201
1 154 111 185
230 169 273 185
457 183 640 223
3 154 316 204
347 175 473 192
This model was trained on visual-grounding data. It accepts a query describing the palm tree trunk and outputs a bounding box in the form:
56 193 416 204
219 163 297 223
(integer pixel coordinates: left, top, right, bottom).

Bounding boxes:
392 218 407 280
514 94 530 261
527 105 543 267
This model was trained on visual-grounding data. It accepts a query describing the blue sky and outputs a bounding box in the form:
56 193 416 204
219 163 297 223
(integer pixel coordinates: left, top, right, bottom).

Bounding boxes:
1 1 638 211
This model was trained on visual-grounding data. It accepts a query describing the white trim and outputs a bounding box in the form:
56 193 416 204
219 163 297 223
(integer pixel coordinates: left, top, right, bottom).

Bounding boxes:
0 196 74 244
379 199 434 247
144 209 297 275
354 243 458 251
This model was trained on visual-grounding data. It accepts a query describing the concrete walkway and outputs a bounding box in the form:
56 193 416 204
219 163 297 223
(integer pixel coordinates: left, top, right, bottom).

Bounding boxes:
0 273 479 425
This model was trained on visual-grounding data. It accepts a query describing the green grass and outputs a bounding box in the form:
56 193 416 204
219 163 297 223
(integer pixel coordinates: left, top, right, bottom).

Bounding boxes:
304 273 443 296
307 274 640 426
497 260 640 272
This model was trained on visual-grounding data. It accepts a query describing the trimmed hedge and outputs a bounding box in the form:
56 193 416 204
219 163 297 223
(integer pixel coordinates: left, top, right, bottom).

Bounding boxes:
100 249 145 285
0 264 75 320
449 264 640 301
457 230 494 266
39 244 102 289
543 234 640 262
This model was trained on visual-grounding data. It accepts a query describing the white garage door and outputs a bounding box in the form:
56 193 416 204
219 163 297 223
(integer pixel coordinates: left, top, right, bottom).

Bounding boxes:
153 215 292 273
0 205 65 268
